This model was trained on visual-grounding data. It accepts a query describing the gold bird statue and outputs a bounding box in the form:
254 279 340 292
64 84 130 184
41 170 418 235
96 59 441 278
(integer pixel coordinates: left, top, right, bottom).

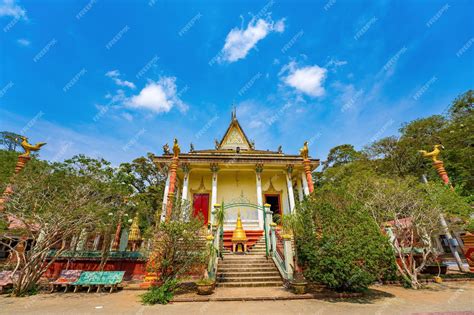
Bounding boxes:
19 136 46 157
419 144 444 162
299 141 309 160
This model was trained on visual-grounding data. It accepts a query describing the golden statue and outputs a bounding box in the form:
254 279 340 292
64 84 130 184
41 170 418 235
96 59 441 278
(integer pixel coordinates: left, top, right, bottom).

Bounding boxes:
299 141 309 160
172 138 180 158
128 213 142 242
18 136 46 157
419 144 444 162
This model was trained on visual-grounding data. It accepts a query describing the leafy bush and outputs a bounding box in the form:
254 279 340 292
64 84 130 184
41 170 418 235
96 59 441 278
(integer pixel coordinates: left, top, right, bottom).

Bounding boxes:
141 279 178 305
297 191 397 292
151 217 207 282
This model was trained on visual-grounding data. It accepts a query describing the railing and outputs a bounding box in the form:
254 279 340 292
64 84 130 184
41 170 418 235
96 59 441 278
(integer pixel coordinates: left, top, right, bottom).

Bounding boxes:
270 224 294 281
206 226 219 280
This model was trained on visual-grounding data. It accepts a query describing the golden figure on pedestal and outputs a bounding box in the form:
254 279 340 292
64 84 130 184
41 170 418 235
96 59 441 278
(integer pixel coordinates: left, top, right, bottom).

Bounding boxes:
18 136 46 157
300 141 309 160
419 144 444 163
172 138 180 158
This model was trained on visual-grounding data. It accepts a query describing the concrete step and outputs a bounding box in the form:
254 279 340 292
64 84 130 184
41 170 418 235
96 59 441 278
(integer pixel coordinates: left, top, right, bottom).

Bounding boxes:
218 276 282 283
218 271 280 277
217 281 282 288
218 267 277 272
219 264 275 269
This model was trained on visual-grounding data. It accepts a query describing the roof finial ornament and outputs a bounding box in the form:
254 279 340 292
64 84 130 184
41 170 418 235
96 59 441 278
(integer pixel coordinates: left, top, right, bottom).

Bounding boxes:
232 102 237 121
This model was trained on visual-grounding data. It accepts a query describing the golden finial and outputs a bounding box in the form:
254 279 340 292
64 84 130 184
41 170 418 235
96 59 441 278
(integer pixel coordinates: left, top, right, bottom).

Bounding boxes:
172 138 180 158
299 141 309 160
419 144 444 163
18 136 46 158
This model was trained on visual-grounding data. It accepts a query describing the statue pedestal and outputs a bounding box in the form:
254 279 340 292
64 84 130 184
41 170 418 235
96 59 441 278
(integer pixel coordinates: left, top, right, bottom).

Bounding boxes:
232 240 248 253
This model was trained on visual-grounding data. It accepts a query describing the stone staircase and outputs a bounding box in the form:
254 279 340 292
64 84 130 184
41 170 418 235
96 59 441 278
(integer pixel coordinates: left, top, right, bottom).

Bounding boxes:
217 238 282 287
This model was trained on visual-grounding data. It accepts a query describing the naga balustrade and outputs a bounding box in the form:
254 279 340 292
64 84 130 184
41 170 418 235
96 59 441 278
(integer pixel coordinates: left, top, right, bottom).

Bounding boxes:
270 223 294 281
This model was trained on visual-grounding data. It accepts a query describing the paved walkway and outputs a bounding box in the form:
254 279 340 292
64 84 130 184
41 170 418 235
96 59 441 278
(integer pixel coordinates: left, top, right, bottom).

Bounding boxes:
1 282 473 314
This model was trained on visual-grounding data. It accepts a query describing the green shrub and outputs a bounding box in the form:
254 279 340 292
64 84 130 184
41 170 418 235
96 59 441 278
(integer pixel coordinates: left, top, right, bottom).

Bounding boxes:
141 279 178 305
297 191 397 292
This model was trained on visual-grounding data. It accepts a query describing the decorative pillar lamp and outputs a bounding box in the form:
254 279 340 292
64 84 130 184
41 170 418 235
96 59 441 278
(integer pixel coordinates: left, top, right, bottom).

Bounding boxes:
231 211 248 253
1 136 46 211
419 145 469 272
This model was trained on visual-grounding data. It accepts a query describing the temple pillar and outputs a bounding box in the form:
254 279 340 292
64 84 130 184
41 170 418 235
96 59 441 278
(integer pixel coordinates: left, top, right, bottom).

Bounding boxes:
301 172 310 196
210 163 219 224
159 171 171 222
286 165 296 213
165 139 181 221
181 163 190 201
296 176 304 201
256 163 264 230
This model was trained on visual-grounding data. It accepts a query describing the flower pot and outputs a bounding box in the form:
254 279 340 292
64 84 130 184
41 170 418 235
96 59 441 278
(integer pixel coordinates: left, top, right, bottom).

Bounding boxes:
291 281 307 295
196 283 214 295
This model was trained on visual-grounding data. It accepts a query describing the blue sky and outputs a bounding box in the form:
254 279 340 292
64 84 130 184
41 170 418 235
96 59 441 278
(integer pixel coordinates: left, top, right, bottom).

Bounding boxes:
1 0 473 165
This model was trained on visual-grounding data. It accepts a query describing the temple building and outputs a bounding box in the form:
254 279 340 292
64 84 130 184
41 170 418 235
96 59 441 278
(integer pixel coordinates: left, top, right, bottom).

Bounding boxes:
155 111 319 231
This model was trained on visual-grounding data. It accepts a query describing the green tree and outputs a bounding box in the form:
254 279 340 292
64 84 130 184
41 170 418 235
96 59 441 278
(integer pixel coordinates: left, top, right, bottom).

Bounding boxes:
119 153 167 234
0 131 22 152
322 144 362 170
297 191 396 292
1 158 127 296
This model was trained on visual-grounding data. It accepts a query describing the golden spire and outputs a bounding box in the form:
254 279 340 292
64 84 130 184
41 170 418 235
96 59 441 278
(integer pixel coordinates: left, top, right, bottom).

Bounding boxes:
128 213 142 242
231 210 247 242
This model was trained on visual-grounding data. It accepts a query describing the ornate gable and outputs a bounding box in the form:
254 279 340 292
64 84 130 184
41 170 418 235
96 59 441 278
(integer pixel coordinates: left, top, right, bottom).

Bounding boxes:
218 111 253 150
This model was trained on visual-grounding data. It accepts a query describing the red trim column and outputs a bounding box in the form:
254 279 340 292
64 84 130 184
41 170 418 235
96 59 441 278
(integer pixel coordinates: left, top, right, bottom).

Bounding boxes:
303 159 314 193
165 156 179 221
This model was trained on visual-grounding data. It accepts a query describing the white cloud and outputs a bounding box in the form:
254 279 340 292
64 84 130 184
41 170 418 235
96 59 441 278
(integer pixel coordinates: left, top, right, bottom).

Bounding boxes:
127 77 188 114
122 112 133 121
219 17 285 63
0 0 27 19
105 70 136 89
281 61 327 97
16 38 30 46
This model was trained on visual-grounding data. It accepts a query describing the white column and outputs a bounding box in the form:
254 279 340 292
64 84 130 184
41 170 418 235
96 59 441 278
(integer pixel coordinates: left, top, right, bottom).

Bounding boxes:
297 177 304 202
256 164 264 230
210 164 219 224
181 167 190 201
286 169 296 213
160 171 171 222
301 172 310 196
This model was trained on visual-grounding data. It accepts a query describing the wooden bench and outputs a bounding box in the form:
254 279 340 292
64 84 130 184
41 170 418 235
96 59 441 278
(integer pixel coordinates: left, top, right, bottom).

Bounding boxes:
0 271 14 294
72 271 125 293
49 270 82 293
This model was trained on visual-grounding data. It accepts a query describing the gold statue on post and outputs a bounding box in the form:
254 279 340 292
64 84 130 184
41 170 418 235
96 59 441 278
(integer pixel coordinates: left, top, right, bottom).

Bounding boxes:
419 144 444 163
172 138 180 158
300 141 309 160
18 136 46 157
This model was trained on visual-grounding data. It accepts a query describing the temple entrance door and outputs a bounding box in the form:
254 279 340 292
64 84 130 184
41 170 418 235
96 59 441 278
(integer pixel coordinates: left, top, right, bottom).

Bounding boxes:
264 194 281 222
193 193 209 225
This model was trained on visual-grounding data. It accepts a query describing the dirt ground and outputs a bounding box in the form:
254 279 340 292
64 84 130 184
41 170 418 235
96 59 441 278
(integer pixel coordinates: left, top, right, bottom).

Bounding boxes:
1 282 473 315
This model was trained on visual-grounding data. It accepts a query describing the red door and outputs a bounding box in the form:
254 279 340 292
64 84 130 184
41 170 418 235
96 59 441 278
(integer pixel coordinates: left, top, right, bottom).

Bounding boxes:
193 194 209 224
